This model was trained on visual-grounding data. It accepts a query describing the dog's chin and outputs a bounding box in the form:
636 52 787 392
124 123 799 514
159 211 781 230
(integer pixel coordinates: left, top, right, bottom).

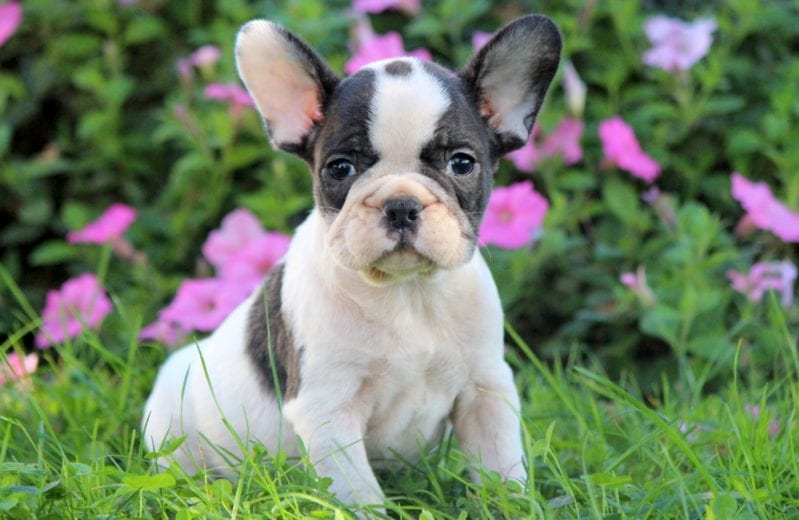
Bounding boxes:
360 249 437 285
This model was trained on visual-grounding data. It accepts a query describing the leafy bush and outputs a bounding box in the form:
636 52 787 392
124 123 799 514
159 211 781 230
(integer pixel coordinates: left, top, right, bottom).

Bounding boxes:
1 0 797 389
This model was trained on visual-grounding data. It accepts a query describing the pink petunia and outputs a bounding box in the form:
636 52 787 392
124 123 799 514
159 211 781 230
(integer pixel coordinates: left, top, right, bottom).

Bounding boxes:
204 83 255 118
0 352 38 387
202 208 267 270
35 274 113 348
159 278 252 332
506 117 583 172
190 45 221 67
353 0 420 15
598 116 661 183
643 16 717 72
139 318 189 348
345 26 431 74
620 266 656 306
479 181 549 249
0 1 22 47
562 61 586 118
472 31 492 52
540 117 584 165
730 172 799 242
67 204 137 245
218 232 291 293
727 261 797 308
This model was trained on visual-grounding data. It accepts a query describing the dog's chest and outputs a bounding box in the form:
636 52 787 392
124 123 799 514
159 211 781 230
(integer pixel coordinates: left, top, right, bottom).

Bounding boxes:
357 308 469 461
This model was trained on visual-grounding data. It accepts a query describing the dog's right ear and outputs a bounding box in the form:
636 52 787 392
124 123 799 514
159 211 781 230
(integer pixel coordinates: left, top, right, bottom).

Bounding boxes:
236 20 339 157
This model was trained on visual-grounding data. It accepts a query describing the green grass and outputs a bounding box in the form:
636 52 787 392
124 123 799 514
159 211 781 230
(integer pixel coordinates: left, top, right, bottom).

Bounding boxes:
2 308 798 518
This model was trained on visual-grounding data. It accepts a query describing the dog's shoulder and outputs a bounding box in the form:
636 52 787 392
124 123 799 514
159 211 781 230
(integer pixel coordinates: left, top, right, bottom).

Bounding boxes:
246 263 302 401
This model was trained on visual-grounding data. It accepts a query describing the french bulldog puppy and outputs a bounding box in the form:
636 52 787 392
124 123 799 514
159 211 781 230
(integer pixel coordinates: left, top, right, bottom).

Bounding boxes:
142 14 560 510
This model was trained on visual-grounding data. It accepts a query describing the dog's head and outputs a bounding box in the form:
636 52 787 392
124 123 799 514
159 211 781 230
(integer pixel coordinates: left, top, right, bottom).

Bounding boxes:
236 16 560 284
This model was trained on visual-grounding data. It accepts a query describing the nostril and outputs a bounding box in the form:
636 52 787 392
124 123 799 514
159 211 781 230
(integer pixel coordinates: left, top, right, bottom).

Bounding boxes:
384 197 422 231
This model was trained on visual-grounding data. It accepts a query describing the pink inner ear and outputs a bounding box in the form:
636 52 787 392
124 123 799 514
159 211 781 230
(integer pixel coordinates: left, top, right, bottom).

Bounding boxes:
236 20 328 147
479 98 497 125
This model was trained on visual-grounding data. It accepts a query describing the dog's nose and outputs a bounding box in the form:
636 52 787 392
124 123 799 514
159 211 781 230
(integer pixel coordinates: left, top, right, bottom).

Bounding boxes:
384 197 422 232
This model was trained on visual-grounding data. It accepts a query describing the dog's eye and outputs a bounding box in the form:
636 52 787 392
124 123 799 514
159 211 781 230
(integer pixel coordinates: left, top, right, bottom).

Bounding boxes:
325 158 356 181
447 153 475 176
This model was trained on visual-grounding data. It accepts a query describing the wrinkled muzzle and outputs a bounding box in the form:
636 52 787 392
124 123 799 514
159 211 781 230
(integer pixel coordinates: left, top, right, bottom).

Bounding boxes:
326 173 475 284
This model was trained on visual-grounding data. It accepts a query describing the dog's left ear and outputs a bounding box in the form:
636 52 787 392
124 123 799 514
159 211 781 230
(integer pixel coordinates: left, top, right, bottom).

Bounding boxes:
461 15 562 155
236 20 340 157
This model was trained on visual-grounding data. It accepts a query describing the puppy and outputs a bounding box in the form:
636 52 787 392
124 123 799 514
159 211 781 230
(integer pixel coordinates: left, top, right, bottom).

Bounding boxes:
142 15 560 509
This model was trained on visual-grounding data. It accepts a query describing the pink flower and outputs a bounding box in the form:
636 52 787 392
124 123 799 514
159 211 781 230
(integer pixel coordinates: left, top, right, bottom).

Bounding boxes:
620 266 656 306
178 45 222 80
727 261 797 308
219 232 291 293
0 352 38 387
160 278 251 332
0 1 22 47
353 0 420 15
479 181 549 249
67 203 137 245
562 61 586 118
202 208 267 270
190 45 221 67
139 318 189 348
506 126 541 173
730 172 799 242
643 16 717 72
345 27 431 74
599 116 661 183
204 83 255 118
540 117 584 165
472 31 492 52
505 118 583 172
35 274 113 348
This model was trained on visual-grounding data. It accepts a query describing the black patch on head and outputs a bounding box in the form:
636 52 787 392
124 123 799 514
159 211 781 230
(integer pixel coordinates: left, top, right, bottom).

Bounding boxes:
417 64 495 236
311 69 379 216
246 264 302 401
384 60 413 77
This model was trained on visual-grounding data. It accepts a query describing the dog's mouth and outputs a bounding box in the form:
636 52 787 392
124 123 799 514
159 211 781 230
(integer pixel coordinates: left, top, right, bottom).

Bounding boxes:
362 247 436 284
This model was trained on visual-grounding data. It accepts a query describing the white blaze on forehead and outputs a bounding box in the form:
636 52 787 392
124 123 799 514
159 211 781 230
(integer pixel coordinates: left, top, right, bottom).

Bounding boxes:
367 59 451 168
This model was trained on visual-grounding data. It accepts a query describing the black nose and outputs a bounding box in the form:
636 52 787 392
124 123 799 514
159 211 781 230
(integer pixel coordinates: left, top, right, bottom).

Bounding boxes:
384 197 422 232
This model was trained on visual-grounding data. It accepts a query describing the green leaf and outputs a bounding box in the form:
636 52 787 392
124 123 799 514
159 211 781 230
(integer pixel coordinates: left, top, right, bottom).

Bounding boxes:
122 473 176 491
640 305 681 346
587 472 633 488
29 241 79 266
602 177 640 226
124 17 166 45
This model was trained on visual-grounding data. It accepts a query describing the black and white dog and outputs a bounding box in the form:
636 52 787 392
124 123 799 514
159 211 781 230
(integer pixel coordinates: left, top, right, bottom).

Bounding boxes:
143 15 560 509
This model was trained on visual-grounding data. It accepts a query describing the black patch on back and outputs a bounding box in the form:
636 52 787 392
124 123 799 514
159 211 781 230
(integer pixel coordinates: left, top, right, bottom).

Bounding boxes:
384 60 413 77
246 264 302 400
311 69 379 216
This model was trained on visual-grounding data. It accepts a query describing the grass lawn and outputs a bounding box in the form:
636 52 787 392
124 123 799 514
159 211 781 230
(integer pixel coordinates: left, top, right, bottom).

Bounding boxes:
2 288 797 519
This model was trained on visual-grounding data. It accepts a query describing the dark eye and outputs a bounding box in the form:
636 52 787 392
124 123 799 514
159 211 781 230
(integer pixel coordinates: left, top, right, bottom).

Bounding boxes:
325 158 356 181
447 153 475 176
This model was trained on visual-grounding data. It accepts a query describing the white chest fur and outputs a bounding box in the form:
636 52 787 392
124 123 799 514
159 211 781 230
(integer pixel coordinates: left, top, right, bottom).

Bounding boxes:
280 211 504 462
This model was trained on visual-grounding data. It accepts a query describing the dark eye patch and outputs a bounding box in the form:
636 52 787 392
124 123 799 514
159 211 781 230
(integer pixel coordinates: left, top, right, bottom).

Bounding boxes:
312 70 378 215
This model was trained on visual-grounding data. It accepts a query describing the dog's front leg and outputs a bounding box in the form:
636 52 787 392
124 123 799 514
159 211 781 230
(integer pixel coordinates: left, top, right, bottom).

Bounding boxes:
283 386 384 509
452 360 526 484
